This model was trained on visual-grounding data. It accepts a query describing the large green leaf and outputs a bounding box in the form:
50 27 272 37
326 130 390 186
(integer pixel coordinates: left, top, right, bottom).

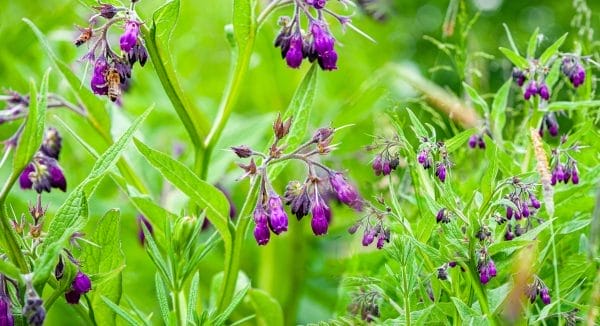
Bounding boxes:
13 69 49 173
490 79 512 144
23 18 111 141
81 209 125 326
133 139 232 252
232 0 255 51
248 289 284 326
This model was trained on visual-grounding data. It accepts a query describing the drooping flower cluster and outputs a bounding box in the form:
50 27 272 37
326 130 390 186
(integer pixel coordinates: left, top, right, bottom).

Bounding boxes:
233 115 362 246
19 128 67 193
468 132 488 150
417 138 451 183
527 277 551 305
76 2 147 102
348 201 391 249
538 112 559 137
561 56 586 88
273 0 361 71
476 248 497 285
495 178 542 240
511 67 550 101
366 135 401 176
549 136 581 186
64 271 93 304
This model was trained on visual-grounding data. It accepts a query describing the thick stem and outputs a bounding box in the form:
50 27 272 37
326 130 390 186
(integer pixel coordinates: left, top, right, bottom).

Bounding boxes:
174 289 187 325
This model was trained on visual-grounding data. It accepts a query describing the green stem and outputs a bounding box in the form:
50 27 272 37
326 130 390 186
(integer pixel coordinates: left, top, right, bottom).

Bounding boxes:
216 177 260 313
200 38 255 180
0 172 30 273
174 289 187 325
402 265 411 326
460 261 494 324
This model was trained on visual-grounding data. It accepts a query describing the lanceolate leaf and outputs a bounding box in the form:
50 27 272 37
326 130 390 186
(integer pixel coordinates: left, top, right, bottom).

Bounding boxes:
499 47 529 69
233 0 256 51
133 139 232 254
539 33 568 65
13 69 49 174
463 83 489 115
490 79 512 144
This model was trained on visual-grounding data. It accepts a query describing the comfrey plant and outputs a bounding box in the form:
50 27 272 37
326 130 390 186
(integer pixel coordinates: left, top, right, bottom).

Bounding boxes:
232 115 362 245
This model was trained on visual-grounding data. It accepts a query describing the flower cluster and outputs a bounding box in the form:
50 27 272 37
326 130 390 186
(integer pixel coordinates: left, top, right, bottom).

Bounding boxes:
19 128 67 193
233 115 362 246
417 139 451 182
468 132 487 150
538 112 559 137
561 56 586 88
76 2 147 102
64 271 93 304
273 0 359 70
495 178 541 240
348 201 391 249
512 67 550 101
527 277 551 305
476 248 497 285
366 136 401 176
550 137 581 186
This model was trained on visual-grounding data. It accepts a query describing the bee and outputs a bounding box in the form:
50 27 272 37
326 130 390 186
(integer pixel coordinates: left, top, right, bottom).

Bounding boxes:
105 68 121 102
74 26 93 47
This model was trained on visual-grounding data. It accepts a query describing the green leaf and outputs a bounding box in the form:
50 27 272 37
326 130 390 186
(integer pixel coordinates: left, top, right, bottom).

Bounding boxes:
155 273 172 325
13 69 49 173
142 224 173 287
269 64 318 179
23 18 111 141
490 79 512 143
213 283 250 325
481 139 498 200
101 296 140 326
446 128 475 153
134 139 232 256
232 0 255 51
144 1 209 146
544 100 600 112
187 273 201 324
526 27 539 59
544 59 562 89
81 209 125 326
248 289 284 326
539 33 567 65
463 83 489 115
0 260 20 280
499 47 529 69
405 107 428 138
502 23 520 55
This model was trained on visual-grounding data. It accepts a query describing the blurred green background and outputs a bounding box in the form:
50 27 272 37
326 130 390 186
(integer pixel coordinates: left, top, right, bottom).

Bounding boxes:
0 0 598 324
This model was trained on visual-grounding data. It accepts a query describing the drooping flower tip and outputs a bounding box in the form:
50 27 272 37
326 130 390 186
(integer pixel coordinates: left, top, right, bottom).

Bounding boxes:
267 195 288 235
361 229 376 246
329 172 360 208
538 83 550 101
72 272 92 294
91 58 109 96
285 35 304 69
306 0 327 9
540 287 551 305
310 200 330 236
435 163 447 182
523 81 538 100
253 222 270 246
19 156 67 193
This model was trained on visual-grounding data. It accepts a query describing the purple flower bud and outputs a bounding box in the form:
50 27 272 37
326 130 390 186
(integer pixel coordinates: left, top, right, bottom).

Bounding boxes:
512 68 526 86
310 199 330 236
572 66 586 87
504 229 515 240
362 229 376 246
479 267 490 284
530 195 541 209
468 135 478 149
555 164 565 182
348 222 360 234
267 195 288 235
306 0 327 9
506 206 513 220
136 215 153 246
19 164 35 190
381 161 391 175
524 81 538 100
285 35 304 69
488 260 497 277
372 155 383 176
0 294 13 326
64 290 81 304
435 163 447 182
545 114 559 137
253 206 271 245
94 4 119 19
448 261 457 268
72 272 92 294
120 20 141 53
317 49 338 71
538 83 550 101
571 166 579 184
376 233 386 249
540 287 551 305
19 156 67 193
521 202 530 218
329 172 360 208
48 163 67 192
